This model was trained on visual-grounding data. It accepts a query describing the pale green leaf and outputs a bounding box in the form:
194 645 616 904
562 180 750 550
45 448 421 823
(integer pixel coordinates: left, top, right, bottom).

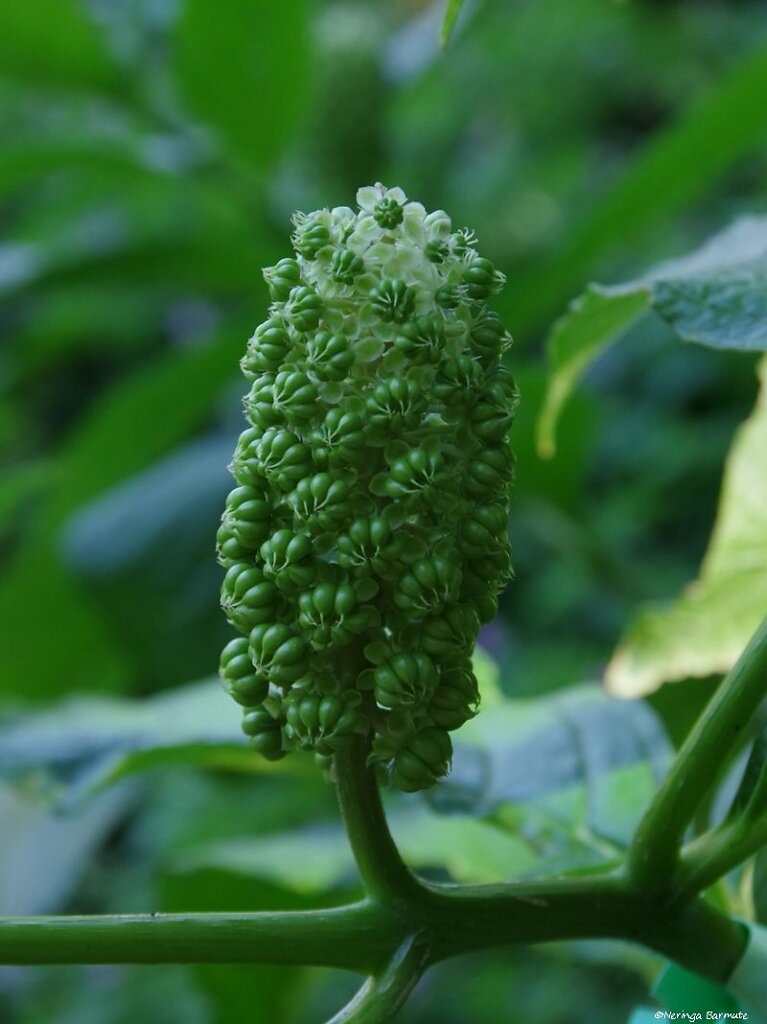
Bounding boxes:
606 357 767 697
538 216 767 455
430 684 671 871
536 284 651 458
0 783 131 914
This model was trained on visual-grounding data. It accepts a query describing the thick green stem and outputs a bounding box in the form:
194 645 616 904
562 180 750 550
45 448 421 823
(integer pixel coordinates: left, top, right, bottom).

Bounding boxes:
0 878 745 986
333 736 425 908
627 618 767 893
0 904 402 973
421 874 746 983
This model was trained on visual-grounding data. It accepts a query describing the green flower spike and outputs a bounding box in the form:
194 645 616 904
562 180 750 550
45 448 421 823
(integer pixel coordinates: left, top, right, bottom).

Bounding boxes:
218 182 515 791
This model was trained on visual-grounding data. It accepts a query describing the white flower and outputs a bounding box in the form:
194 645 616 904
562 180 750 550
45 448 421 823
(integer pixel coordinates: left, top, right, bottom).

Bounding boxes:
329 206 356 243
401 202 427 246
347 216 383 255
424 210 452 241
356 183 407 212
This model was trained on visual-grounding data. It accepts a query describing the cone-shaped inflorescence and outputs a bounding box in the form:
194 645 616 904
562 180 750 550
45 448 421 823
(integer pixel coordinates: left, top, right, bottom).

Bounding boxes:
218 184 515 791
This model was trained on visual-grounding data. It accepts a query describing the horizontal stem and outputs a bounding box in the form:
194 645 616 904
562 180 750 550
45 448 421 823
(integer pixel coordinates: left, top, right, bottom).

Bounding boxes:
0 876 747 986
422 873 746 983
0 903 402 974
627 618 767 893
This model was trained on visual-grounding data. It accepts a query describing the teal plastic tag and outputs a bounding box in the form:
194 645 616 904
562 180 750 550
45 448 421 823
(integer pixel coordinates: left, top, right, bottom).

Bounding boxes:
654 963 743 1014
628 1011 663 1024
627 919 767 1023
727 919 767 1022
626 960 755 1023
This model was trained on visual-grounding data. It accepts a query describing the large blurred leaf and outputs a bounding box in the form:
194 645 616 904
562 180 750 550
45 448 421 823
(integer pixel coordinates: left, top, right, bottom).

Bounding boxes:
606 357 767 697
0 0 119 91
0 782 132 915
0 133 187 204
0 679 297 810
504 44 767 336
0 335 244 700
174 685 671 889
430 684 671 869
0 649 497 809
0 459 51 534
14 283 169 372
176 805 537 890
176 0 308 173
538 216 767 456
50 336 242 518
62 436 235 689
0 176 267 299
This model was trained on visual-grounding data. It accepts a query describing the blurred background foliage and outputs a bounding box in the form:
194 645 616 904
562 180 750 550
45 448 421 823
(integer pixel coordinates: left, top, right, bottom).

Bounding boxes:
1 0 767 1021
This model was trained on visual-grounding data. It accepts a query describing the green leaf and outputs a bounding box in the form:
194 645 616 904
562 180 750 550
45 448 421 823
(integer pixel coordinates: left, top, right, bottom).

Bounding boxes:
537 285 651 458
0 176 267 299
177 805 537 890
0 336 244 701
0 0 119 92
62 438 234 690
651 219 767 350
538 216 767 455
51 335 243 519
431 684 671 871
0 680 299 811
606 357 767 697
176 0 308 173
0 460 51 535
441 0 467 45
505 43 767 336
0 783 130 914
653 964 744 1017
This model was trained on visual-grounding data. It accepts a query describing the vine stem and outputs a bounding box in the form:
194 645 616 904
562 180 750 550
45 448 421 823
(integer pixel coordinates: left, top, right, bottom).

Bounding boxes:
626 617 767 894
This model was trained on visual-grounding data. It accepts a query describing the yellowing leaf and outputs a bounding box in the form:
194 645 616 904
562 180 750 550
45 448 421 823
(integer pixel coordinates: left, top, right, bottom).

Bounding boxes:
607 357 767 697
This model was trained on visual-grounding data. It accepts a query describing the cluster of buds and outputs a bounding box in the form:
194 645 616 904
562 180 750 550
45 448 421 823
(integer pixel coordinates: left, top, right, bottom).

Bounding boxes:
218 184 515 791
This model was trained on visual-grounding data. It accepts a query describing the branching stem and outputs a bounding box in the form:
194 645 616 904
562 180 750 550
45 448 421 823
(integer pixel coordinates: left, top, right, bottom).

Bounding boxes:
675 814 767 904
328 934 431 1024
626 617 767 893
3 627 766 1020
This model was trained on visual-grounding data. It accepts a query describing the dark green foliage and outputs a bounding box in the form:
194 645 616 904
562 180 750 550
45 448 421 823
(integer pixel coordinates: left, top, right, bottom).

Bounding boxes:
2 0 767 1018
